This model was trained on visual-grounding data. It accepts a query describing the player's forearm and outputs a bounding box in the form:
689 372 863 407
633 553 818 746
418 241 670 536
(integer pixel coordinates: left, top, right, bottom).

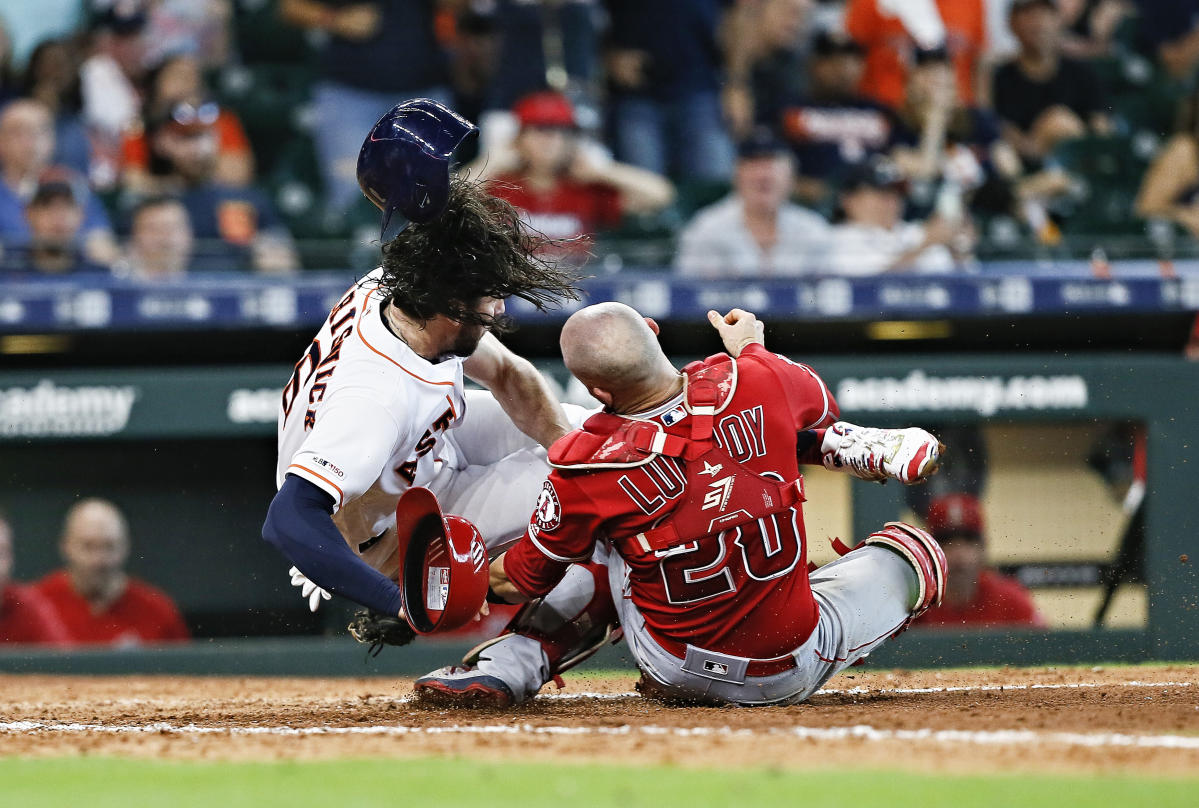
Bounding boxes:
488 355 572 449
488 554 532 604
263 476 404 616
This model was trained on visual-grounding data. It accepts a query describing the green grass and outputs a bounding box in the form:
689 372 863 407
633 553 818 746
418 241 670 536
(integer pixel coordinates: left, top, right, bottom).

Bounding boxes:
2 758 1197 808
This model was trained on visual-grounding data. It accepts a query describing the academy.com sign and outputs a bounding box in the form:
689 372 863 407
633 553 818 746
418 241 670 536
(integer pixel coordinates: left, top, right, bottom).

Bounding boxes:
835 370 1088 416
0 380 138 437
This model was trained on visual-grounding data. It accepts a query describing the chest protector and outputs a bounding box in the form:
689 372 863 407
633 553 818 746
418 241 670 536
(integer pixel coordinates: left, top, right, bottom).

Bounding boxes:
549 354 806 559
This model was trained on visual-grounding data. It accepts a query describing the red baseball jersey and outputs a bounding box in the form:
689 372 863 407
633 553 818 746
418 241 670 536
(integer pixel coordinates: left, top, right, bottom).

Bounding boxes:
34 570 190 646
504 344 838 660
918 570 1046 629
490 174 623 241
0 582 71 645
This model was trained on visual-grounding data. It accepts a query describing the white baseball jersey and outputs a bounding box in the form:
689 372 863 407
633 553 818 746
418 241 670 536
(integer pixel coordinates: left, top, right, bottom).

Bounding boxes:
276 268 467 567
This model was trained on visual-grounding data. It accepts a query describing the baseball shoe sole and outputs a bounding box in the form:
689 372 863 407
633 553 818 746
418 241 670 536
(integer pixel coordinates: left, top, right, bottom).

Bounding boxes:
413 666 515 708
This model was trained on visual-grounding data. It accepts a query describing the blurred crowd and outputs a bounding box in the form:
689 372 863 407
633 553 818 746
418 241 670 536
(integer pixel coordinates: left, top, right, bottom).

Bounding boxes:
0 0 1197 280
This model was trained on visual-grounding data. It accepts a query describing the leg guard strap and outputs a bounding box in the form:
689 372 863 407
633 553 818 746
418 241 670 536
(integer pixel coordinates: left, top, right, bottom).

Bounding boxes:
464 561 622 678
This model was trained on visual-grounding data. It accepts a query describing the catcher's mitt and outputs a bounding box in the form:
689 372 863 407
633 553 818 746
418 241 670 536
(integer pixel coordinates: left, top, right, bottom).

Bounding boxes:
347 610 416 657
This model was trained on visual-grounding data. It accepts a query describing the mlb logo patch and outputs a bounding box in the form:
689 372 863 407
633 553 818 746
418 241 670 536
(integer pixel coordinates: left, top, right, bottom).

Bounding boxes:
661 406 686 427
703 660 729 676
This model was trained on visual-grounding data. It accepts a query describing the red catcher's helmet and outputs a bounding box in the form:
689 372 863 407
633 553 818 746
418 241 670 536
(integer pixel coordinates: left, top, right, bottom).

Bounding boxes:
395 487 489 634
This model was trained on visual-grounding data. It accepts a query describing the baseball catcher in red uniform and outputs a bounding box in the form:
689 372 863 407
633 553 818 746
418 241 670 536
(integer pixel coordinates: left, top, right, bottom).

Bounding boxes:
416 303 947 707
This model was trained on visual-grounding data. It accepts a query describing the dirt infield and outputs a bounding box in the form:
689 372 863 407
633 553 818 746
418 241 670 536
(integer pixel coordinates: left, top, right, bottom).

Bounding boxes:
1 665 1197 776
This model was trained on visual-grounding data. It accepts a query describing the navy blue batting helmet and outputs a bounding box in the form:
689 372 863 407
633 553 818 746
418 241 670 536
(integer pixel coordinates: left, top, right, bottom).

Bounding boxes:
357 98 479 237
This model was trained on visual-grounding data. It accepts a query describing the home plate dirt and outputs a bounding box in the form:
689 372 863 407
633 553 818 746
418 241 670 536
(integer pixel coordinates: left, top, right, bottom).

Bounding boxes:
1 666 1197 775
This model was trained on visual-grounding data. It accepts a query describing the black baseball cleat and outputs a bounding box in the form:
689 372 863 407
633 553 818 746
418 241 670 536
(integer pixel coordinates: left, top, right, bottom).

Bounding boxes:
413 665 516 708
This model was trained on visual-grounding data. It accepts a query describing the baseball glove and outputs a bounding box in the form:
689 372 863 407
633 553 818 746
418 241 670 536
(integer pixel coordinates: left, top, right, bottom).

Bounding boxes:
347 610 416 656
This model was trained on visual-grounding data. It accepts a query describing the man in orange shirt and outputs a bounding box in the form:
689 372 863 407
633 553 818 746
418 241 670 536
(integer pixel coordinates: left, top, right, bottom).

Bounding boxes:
918 493 1047 629
34 499 189 646
845 0 985 109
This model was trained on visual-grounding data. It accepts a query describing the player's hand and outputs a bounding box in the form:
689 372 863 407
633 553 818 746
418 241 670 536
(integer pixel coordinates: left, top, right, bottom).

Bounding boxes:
289 566 331 612
707 309 765 358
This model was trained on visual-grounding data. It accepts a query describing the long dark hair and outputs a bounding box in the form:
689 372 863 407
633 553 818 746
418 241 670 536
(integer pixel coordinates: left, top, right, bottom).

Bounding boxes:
378 178 581 332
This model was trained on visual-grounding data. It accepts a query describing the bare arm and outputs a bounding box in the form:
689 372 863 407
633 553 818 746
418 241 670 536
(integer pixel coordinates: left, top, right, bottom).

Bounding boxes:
1135 135 1199 219
462 332 572 449
570 146 676 215
279 0 380 40
488 553 529 604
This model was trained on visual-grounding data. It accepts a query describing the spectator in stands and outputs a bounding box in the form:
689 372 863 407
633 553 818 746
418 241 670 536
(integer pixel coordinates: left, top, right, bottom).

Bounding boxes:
1136 0 1199 79
918 493 1047 629
143 0 235 69
144 102 297 273
34 498 190 646
118 196 193 280
888 46 1030 222
20 39 92 178
80 2 150 186
0 510 70 645
1058 0 1133 61
992 0 1110 166
722 0 815 142
475 91 675 244
825 156 972 274
0 99 119 266
778 31 893 204
280 0 452 216
123 52 254 191
1135 86 1199 238
676 128 830 278
604 0 735 182
845 0 986 110
1 175 111 276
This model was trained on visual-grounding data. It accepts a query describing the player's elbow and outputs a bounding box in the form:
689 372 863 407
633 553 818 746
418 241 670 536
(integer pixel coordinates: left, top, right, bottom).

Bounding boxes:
261 492 290 554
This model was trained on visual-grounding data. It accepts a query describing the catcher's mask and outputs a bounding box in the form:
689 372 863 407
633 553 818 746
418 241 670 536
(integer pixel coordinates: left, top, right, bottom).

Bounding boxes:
395 487 489 634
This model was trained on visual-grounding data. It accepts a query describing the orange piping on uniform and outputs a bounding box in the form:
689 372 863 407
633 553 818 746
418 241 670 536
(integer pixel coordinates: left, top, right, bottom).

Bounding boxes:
288 464 345 507
355 286 456 387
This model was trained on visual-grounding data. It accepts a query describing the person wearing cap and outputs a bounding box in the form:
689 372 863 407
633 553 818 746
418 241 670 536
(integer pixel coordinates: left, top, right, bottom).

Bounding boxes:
992 0 1110 165
676 127 830 278
0 99 118 267
2 175 112 276
79 0 149 144
777 30 893 204
825 156 972 274
472 91 675 246
918 493 1046 629
144 101 297 273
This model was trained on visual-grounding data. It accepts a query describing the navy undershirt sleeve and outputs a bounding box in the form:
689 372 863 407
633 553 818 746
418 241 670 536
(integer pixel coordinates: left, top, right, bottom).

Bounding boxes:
262 474 404 616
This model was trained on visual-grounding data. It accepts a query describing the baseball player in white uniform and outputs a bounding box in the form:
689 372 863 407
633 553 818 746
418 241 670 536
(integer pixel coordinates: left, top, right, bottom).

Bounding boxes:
263 99 585 648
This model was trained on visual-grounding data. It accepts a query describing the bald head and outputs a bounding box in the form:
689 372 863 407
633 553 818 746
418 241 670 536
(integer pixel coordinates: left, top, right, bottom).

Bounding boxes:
560 302 678 409
60 498 130 599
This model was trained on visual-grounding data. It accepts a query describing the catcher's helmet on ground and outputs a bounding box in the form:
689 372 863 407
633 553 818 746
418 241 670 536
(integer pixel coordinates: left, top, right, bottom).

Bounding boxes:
356 98 478 238
395 486 489 634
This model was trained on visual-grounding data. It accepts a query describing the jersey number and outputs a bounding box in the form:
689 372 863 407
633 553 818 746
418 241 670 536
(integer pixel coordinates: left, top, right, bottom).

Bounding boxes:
658 507 802 605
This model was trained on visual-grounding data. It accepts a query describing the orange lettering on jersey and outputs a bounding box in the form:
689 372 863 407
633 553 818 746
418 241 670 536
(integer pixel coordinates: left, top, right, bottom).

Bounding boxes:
282 339 322 417
299 319 355 429
327 289 355 326
395 460 418 485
